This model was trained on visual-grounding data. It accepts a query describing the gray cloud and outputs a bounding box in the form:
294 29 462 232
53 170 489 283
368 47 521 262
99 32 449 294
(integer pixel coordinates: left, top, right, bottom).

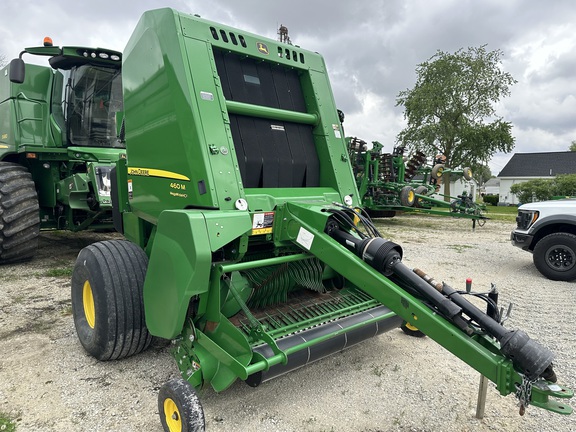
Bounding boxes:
2 0 575 172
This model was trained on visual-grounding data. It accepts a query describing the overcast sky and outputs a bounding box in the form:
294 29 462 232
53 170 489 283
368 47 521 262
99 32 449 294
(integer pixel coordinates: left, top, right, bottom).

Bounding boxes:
2 0 575 175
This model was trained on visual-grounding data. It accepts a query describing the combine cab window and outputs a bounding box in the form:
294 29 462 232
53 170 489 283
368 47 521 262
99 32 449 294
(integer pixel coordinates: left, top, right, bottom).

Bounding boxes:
66 65 124 148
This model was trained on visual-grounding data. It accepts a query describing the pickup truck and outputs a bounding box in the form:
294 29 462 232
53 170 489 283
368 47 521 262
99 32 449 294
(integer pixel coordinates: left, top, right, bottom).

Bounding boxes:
511 199 576 281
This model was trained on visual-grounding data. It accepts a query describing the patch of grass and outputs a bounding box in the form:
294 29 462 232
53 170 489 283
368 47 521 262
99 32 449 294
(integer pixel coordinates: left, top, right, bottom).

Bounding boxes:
446 244 475 253
484 206 518 222
0 412 16 432
61 305 73 317
44 267 73 278
10 294 26 305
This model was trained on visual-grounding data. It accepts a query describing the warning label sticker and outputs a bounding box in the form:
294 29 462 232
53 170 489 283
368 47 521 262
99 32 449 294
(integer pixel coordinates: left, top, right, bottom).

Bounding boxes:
252 212 274 235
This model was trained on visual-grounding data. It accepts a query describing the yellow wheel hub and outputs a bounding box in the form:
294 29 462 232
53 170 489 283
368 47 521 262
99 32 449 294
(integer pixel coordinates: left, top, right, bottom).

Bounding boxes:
404 322 419 331
82 280 96 329
408 191 415 202
164 398 182 432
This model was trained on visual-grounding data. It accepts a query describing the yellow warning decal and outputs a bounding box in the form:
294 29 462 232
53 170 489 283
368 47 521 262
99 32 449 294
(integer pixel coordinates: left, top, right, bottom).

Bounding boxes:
251 212 274 235
127 167 190 181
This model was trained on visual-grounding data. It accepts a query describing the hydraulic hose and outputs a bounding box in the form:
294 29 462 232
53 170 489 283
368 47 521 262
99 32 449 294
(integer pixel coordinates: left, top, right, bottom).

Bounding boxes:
328 226 555 381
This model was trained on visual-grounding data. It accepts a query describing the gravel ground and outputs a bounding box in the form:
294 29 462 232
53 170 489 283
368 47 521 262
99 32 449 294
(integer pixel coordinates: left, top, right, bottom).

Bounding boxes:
0 215 574 431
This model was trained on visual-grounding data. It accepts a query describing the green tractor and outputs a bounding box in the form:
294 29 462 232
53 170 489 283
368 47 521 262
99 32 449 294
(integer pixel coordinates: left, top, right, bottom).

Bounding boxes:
0 38 125 263
348 137 486 221
10 8 572 431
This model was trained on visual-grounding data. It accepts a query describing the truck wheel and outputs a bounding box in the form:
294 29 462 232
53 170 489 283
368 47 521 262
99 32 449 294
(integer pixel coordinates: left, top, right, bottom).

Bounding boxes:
414 186 429 208
71 240 152 360
0 162 40 264
400 186 416 207
462 167 473 181
533 233 576 281
159 379 205 432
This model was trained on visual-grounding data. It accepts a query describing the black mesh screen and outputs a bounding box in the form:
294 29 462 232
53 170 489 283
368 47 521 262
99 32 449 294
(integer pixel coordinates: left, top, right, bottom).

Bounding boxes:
214 49 319 188
214 49 307 112
229 115 319 188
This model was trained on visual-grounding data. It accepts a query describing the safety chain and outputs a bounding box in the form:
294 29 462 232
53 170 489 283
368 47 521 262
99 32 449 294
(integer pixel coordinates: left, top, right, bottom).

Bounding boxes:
515 373 535 416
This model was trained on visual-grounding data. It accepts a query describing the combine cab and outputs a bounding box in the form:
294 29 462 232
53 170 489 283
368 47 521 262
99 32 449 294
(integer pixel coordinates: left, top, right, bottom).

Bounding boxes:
59 8 573 431
0 40 125 263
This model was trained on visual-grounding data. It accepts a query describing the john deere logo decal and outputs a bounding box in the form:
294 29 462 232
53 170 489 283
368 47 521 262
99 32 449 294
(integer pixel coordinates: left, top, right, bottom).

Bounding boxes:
257 42 269 55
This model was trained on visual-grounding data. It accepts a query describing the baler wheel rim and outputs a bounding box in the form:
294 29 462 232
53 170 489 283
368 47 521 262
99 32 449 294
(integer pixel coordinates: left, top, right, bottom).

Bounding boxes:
71 240 151 360
400 321 426 338
158 379 205 432
82 280 96 329
163 398 182 432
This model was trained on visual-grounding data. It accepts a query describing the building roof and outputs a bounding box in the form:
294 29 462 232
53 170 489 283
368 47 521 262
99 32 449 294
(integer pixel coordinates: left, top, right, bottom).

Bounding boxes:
484 177 500 187
498 151 576 177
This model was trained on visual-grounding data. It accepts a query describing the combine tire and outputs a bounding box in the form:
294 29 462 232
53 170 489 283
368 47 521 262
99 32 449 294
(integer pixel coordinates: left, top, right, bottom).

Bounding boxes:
0 162 40 264
159 379 205 432
400 321 426 338
462 167 473 181
414 185 429 208
71 240 151 360
533 232 576 281
399 186 416 207
431 164 445 179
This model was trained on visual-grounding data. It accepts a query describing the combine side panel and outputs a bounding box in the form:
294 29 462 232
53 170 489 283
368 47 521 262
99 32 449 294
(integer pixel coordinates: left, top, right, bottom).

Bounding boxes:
0 63 53 157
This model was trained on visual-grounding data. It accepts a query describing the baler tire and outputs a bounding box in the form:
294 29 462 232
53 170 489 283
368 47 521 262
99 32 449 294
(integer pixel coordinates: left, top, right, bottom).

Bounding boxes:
0 162 40 264
71 240 151 360
413 186 429 208
399 186 416 207
533 232 576 281
400 321 426 338
159 379 205 432
462 167 473 181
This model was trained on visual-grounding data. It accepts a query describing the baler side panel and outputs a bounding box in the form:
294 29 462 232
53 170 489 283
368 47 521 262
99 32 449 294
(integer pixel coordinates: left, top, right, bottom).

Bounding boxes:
143 209 252 339
123 11 218 223
180 37 245 208
143 210 212 338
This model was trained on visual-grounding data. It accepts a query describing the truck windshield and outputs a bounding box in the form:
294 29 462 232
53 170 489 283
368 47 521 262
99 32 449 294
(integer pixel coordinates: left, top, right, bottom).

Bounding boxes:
67 65 124 148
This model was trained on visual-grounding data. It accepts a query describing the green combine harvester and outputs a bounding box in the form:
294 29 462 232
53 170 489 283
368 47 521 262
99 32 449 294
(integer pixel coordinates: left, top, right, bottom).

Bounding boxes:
0 38 125 263
3 8 572 431
348 137 487 223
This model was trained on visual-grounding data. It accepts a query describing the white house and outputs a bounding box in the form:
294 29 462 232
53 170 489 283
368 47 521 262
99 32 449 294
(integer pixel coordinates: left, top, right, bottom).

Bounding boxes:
498 151 576 205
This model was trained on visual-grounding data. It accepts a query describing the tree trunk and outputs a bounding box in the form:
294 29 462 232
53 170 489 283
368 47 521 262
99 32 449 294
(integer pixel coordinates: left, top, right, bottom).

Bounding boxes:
443 172 452 201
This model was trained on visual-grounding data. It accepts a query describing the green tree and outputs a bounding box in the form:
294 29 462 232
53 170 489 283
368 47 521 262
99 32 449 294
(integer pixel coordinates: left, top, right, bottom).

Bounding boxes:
509 174 576 203
471 163 492 187
396 45 516 199
553 174 576 197
569 140 576 151
510 178 554 204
